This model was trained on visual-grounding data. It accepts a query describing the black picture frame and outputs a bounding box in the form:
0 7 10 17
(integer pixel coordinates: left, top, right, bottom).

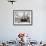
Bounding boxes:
13 10 33 26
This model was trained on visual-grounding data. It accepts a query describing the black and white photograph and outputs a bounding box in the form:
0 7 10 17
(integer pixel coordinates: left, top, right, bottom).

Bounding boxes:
13 10 32 25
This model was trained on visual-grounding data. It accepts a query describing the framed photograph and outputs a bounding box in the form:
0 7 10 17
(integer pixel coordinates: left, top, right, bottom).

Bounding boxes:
13 10 33 25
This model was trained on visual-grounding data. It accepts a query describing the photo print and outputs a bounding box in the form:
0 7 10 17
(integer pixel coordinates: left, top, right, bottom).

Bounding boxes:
13 10 32 25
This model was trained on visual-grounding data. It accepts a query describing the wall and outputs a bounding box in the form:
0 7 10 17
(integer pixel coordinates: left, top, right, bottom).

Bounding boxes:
0 0 46 42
